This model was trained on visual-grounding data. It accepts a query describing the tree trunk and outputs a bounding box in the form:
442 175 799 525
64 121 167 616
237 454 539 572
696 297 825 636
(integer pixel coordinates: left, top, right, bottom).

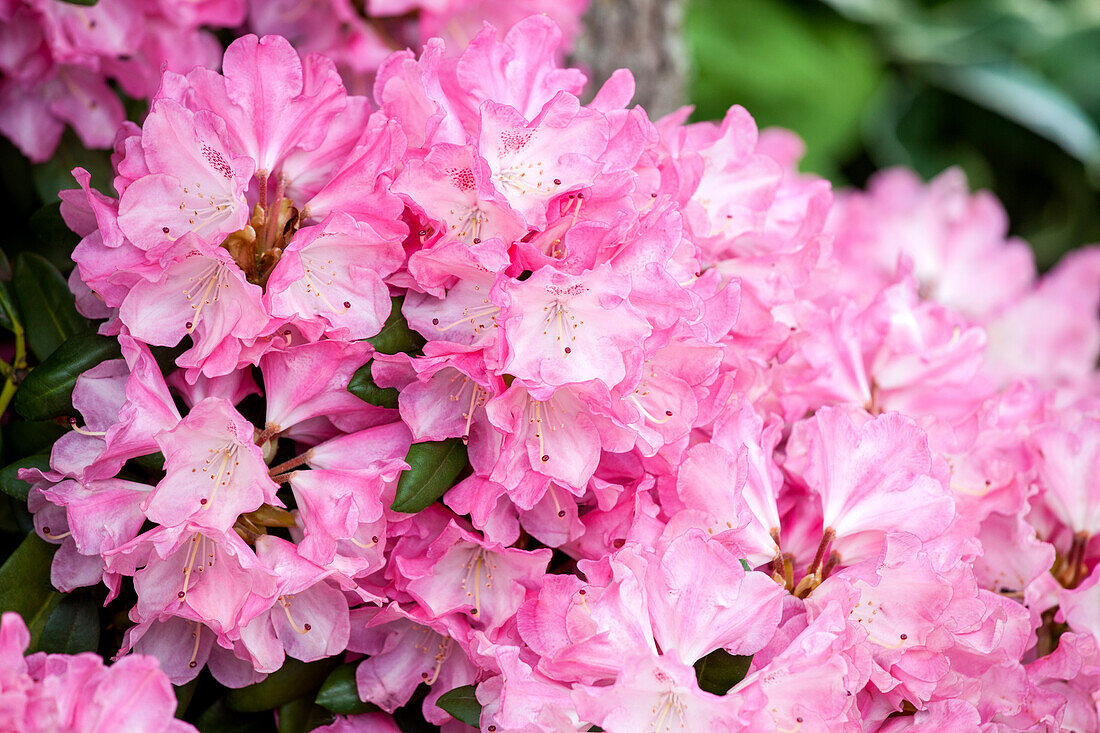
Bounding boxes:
572 0 688 118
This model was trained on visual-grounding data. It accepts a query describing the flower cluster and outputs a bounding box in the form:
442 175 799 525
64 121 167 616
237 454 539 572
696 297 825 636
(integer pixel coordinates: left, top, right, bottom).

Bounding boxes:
0 0 243 162
0 612 192 732
0 0 589 161
21 15 1100 732
246 0 589 95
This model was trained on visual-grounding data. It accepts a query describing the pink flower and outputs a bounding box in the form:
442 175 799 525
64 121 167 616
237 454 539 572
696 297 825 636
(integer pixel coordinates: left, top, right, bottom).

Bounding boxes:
106 525 278 642
116 98 254 249
0 612 196 732
784 407 956 572
498 264 651 389
145 397 279 533
119 242 269 380
574 652 749 731
0 0 235 162
264 213 404 341
237 536 352 670
390 515 550 631
350 606 478 717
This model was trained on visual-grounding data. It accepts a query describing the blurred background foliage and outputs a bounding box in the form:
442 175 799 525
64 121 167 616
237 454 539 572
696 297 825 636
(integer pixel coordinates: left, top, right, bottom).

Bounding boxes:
686 0 1100 268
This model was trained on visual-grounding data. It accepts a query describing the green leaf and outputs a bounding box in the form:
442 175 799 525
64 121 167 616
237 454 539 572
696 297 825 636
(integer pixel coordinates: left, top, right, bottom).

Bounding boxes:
29 202 81 275
435 685 480 727
14 332 121 420
693 649 752 695
226 658 340 713
0 496 19 534
7 495 33 535
315 663 379 715
686 0 883 177
38 591 99 654
132 452 166 475
276 697 317 733
0 281 19 334
31 130 112 203
0 533 61 648
3 419 67 459
193 699 272 733
0 249 12 281
367 297 426 355
921 61 1100 168
0 453 48 502
347 362 399 409
174 678 200 719
12 253 89 362
391 439 469 514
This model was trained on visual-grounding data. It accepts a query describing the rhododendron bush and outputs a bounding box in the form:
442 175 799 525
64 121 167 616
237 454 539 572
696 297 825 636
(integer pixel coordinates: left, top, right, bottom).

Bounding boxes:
0 6 1099 733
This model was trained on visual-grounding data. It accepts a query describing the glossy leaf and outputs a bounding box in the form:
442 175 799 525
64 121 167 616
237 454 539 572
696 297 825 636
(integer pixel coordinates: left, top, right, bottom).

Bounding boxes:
347 361 399 409
193 699 272 733
174 678 199 720
3 419 67 458
435 685 480 727
922 62 1100 168
693 649 752 695
367 297 425 355
391 439 468 514
315 663 379 715
0 533 61 649
38 591 100 654
29 202 81 275
12 253 88 362
0 453 50 502
0 281 19 334
14 332 120 420
276 697 326 733
226 657 340 713
31 130 111 203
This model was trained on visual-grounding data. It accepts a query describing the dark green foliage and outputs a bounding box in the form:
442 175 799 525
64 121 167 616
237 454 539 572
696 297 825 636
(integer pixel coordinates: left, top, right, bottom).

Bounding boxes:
14 332 121 420
435 685 480 727
694 649 753 695
391 439 469 513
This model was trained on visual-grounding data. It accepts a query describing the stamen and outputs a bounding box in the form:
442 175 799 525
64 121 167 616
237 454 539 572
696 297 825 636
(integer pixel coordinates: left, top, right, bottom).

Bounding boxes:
533 400 547 463
432 304 500 334
866 634 907 650
188 624 201 669
424 638 450 685
180 534 202 599
279 595 310 634
461 548 494 620
299 252 350 314
650 690 687 732
68 417 107 436
347 535 379 550
461 383 482 445
199 445 236 510
182 263 224 335
542 301 578 356
549 486 563 518
630 394 672 424
776 717 804 733
950 477 993 496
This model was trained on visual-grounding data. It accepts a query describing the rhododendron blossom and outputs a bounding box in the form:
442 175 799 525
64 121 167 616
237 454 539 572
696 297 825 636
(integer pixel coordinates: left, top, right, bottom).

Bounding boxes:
7 9 1100 733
